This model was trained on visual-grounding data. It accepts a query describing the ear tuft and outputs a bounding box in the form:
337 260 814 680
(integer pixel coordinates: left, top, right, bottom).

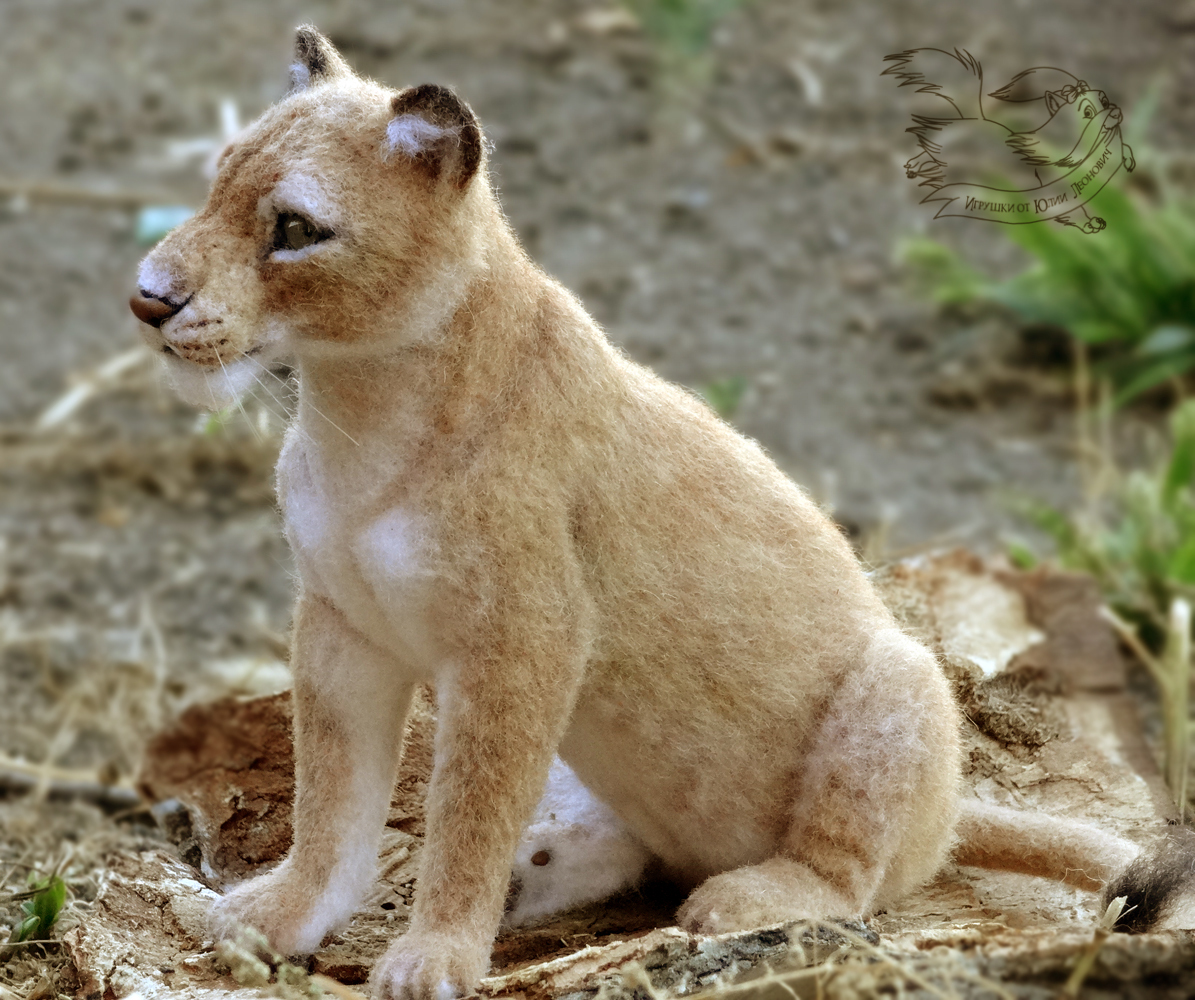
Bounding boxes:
387 85 483 190
290 25 352 92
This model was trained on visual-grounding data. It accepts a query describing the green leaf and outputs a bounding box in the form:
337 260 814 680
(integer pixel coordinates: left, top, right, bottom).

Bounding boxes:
620 0 748 55
1114 352 1195 407
1168 535 1195 584
700 375 748 420
1006 540 1038 570
938 169 1195 399
28 874 66 933
9 873 68 944
896 237 988 305
1165 400 1195 504
11 914 40 944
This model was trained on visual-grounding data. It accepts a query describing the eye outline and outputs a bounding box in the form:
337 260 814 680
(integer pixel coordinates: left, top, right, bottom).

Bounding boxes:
269 211 335 261
1081 102 1095 120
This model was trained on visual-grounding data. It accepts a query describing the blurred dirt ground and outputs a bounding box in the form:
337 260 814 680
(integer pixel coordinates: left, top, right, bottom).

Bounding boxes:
2 0 1195 997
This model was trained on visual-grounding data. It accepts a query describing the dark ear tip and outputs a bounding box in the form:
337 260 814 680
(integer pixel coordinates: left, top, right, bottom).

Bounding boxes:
389 85 483 190
294 23 324 51
292 23 347 83
391 84 479 131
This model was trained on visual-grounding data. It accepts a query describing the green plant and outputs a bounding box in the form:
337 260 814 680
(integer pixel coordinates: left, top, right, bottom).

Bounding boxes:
1015 396 1195 808
619 0 753 101
700 375 748 420
900 187 1195 405
7 870 67 945
620 0 747 60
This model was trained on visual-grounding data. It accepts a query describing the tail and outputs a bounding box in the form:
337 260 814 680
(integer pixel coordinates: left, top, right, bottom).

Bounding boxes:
954 800 1137 892
1102 827 1195 932
957 801 1195 931
881 48 985 122
882 48 985 191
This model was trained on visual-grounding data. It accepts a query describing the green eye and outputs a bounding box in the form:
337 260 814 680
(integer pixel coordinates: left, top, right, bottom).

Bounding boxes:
274 212 328 253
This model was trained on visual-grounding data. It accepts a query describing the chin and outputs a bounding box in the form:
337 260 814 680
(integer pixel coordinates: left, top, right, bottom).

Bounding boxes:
159 354 264 409
158 321 295 410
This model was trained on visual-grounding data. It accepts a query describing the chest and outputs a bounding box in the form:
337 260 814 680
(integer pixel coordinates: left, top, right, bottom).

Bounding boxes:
276 432 442 671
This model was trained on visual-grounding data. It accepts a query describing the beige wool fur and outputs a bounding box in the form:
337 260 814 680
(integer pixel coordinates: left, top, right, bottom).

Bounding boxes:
129 28 1170 1000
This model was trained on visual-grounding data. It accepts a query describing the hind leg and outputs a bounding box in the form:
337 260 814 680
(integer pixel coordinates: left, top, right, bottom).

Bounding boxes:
677 629 960 934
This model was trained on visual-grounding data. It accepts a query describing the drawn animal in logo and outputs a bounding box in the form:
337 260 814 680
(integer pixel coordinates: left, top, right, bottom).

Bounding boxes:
883 48 1135 233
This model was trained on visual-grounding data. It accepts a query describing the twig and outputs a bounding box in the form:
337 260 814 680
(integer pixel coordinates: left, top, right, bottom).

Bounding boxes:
0 938 66 948
0 177 175 209
1075 340 1094 506
0 847 34 899
1100 606 1167 689
1163 597 1191 810
1100 599 1193 811
36 348 149 430
0 754 139 809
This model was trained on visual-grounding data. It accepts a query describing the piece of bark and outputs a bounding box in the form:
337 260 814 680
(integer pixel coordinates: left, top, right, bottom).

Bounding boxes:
1003 568 1128 692
137 689 436 883
137 693 296 882
63 851 226 1000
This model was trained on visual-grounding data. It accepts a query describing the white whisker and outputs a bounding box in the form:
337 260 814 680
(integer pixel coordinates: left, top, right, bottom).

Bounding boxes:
215 348 262 443
244 365 297 422
241 353 361 447
244 367 319 448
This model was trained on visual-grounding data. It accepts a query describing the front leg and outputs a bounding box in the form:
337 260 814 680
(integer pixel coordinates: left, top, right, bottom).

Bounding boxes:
373 539 591 999
212 595 414 954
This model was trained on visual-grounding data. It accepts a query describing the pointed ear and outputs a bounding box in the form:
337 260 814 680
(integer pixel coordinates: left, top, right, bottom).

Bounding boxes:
290 25 352 91
386 85 483 191
1044 89 1063 116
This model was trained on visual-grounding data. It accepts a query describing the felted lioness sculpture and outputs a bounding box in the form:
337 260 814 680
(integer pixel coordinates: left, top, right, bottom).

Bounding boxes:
129 28 1191 1000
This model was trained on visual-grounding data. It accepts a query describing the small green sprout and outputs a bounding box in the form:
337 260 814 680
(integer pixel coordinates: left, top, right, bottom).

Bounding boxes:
620 0 748 60
700 375 748 420
8 871 67 945
1005 539 1039 571
200 405 236 436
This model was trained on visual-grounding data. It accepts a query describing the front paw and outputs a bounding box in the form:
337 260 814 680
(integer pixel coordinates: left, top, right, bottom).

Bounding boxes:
370 930 490 1000
211 863 330 956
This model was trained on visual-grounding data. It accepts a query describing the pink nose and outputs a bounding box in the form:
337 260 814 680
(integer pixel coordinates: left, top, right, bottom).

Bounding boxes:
129 290 184 328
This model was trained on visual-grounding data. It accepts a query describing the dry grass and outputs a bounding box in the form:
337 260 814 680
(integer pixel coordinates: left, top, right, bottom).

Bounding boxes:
591 919 1020 1000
